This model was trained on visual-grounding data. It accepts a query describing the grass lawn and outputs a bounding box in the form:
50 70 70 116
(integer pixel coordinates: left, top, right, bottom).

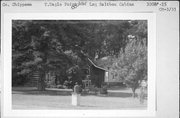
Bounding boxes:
12 87 147 110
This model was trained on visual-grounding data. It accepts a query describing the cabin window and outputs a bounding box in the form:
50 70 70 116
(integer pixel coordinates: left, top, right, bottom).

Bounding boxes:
105 72 108 77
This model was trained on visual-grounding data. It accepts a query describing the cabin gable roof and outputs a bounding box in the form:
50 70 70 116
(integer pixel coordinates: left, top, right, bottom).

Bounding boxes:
87 58 108 71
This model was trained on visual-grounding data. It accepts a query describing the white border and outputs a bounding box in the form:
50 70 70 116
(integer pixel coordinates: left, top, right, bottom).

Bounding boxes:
2 13 156 117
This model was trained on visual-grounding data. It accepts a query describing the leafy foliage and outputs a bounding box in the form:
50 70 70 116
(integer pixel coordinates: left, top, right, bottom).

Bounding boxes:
112 36 147 97
12 20 147 92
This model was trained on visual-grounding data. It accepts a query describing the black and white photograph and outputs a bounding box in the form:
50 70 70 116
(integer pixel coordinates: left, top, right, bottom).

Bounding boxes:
12 20 148 110
2 12 157 117
1 1 179 117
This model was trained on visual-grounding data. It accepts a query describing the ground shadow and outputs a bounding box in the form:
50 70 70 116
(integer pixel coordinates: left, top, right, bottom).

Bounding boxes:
12 90 133 98
81 92 134 98
12 88 72 96
107 92 134 98
12 87 147 98
82 91 147 98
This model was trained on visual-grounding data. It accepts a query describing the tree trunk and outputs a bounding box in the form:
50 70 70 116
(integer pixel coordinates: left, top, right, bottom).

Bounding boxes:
37 71 46 91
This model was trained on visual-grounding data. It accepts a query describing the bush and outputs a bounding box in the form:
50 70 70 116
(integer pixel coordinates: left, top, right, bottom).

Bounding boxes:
74 85 82 94
89 85 99 94
100 86 108 94
49 85 57 88
56 84 64 89
12 75 29 86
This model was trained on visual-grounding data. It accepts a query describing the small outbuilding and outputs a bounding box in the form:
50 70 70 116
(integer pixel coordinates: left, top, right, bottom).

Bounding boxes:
86 57 123 88
87 58 108 88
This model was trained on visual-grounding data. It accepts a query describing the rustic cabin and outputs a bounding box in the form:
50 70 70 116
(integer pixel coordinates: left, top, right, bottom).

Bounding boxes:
87 58 108 88
87 57 123 88
27 56 123 89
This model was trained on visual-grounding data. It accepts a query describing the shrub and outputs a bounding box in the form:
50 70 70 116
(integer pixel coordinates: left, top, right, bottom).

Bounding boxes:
100 84 108 94
56 84 64 89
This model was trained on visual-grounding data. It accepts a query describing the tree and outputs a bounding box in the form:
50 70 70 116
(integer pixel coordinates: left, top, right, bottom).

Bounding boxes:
113 37 147 97
12 21 72 90
105 20 148 97
12 20 137 90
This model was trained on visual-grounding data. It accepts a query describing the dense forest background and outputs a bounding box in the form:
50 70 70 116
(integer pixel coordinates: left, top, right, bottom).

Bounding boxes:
12 20 147 94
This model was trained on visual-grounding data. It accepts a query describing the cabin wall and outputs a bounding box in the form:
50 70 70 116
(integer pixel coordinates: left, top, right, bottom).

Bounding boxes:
90 66 105 88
